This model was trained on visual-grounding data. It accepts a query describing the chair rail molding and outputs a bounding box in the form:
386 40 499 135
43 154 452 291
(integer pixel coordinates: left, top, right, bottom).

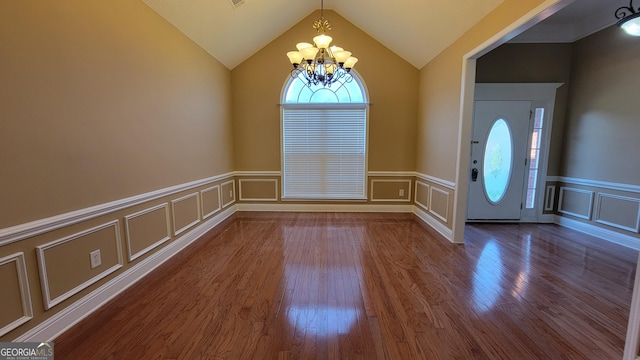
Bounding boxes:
0 173 234 247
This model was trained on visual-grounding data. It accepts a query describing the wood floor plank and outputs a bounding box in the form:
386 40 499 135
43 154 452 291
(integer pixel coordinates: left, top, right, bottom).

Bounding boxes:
53 213 637 359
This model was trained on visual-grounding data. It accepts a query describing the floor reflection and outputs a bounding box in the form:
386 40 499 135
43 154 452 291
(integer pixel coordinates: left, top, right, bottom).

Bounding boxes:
282 223 365 338
511 234 531 300
286 306 359 337
472 240 503 312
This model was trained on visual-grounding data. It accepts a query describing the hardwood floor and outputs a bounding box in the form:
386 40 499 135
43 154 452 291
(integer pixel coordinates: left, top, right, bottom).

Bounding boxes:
54 212 637 359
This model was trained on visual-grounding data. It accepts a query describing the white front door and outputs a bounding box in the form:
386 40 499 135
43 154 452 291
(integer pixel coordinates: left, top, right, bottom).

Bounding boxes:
467 100 531 220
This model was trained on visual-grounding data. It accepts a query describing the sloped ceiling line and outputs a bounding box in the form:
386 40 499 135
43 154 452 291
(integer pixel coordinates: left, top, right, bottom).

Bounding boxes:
143 0 505 69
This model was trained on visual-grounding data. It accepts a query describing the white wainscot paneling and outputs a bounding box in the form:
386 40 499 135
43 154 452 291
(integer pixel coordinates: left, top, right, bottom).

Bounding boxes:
171 193 201 237
370 179 412 202
558 187 594 220
221 180 236 208
429 187 450 223
414 181 430 211
239 179 279 201
0 173 233 247
0 252 33 337
36 221 123 310
545 185 556 211
124 204 171 262
200 185 222 219
595 193 640 233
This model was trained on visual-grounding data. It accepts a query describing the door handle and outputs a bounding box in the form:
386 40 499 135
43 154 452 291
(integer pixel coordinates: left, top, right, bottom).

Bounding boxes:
471 168 478 182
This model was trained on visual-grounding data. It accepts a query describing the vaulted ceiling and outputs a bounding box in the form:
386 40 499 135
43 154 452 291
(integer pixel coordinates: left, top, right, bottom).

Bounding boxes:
142 0 505 70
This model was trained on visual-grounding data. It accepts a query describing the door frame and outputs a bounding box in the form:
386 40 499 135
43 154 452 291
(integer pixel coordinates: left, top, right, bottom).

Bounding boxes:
473 83 562 223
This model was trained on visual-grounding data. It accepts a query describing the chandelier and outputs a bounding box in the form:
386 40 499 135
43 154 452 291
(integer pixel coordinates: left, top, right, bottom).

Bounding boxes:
286 0 358 87
616 0 640 36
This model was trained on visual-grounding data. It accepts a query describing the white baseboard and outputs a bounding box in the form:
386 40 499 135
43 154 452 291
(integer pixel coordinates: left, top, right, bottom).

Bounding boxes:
538 214 556 223
235 203 415 213
14 206 236 342
555 215 640 250
413 206 454 242
237 203 456 244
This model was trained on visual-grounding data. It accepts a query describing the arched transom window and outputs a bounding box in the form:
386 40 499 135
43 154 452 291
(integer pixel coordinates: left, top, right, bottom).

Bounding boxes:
281 72 368 199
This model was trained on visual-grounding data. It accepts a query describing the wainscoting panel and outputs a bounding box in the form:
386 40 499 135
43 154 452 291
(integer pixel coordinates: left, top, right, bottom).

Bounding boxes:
595 193 640 233
124 204 171 262
171 193 200 237
0 252 32 337
1 174 235 341
558 187 594 220
0 172 234 247
36 221 123 310
238 179 279 201
221 180 236 208
545 185 556 212
429 187 450 223
201 185 221 219
549 177 640 248
414 181 430 212
370 179 412 202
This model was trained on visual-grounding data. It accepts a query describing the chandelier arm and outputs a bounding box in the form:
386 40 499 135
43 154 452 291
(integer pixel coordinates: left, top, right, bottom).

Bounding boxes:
616 0 638 19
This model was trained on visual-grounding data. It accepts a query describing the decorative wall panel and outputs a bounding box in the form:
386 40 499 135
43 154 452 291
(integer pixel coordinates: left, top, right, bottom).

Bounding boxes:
370 179 412 202
201 185 221 219
36 221 123 310
429 187 450 223
414 181 430 211
558 187 594 220
595 193 640 233
171 193 200 236
0 253 32 337
125 204 171 261
221 180 236 208
238 179 279 201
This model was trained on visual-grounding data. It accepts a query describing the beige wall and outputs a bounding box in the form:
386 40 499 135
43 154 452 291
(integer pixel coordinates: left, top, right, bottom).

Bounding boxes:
0 0 233 229
561 25 640 184
231 10 419 172
475 43 573 176
0 0 234 340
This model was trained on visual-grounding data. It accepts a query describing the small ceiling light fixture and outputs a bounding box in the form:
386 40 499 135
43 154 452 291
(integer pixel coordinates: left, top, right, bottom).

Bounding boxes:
616 0 640 36
286 0 358 87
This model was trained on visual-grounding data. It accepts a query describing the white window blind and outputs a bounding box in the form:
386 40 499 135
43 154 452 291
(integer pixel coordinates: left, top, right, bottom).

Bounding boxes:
282 106 367 199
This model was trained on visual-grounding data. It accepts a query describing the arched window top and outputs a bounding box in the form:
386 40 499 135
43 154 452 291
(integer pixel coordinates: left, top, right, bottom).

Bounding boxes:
283 71 367 104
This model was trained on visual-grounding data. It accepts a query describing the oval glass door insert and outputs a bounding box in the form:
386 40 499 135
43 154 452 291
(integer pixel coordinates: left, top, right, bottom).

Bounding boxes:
483 119 513 204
